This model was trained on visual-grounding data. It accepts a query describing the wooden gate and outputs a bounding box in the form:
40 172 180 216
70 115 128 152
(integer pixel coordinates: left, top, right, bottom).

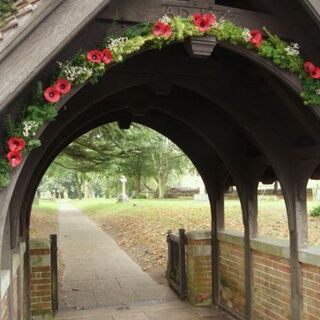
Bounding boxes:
166 228 187 299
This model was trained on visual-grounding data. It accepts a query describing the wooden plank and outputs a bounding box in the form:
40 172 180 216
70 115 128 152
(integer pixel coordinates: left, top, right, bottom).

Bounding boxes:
178 228 187 300
211 186 224 306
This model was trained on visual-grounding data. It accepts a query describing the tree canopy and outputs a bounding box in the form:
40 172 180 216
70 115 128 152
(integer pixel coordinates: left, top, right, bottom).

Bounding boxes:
38 123 194 199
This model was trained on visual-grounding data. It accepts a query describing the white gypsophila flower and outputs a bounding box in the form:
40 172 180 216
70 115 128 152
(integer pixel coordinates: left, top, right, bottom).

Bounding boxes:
106 37 128 51
215 18 226 29
242 28 251 42
23 121 38 137
284 42 300 56
316 88 320 95
159 15 171 24
59 63 93 82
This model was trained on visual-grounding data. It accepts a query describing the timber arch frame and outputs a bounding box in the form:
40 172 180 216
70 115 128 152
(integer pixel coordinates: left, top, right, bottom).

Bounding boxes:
1 1 320 320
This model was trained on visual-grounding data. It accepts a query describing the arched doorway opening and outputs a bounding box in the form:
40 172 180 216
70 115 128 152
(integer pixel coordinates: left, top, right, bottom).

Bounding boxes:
29 121 214 314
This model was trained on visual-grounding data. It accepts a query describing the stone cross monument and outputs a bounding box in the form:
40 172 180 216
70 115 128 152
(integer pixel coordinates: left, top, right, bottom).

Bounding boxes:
118 175 129 202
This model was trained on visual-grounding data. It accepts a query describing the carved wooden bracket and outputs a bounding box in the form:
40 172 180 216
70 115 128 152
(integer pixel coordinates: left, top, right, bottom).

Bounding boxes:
185 36 217 59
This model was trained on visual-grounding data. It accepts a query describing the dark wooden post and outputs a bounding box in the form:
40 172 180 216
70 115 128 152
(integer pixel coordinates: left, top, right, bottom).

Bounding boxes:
211 184 225 306
166 230 172 281
237 173 260 319
50 234 58 314
178 228 187 300
239 192 253 320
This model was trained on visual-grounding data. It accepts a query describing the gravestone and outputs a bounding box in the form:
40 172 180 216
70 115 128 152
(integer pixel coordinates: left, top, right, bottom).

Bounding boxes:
118 175 129 202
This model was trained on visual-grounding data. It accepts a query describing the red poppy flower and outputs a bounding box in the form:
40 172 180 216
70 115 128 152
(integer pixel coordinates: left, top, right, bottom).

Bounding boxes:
102 49 112 64
192 13 202 25
197 17 210 32
304 61 316 74
87 50 103 63
162 24 172 37
7 151 23 168
153 21 165 36
192 13 214 32
203 13 216 26
7 137 26 152
44 86 61 103
311 67 320 79
249 30 263 48
152 21 172 37
54 79 71 94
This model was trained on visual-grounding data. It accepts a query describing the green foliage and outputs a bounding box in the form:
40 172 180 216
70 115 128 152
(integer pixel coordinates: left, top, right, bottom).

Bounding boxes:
39 123 193 199
258 29 304 74
25 103 58 124
209 21 247 46
0 159 10 188
310 206 320 217
6 116 23 137
122 22 153 39
301 78 320 106
0 0 16 28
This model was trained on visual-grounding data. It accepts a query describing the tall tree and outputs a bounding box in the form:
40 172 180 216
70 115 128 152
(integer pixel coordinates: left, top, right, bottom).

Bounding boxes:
39 123 193 199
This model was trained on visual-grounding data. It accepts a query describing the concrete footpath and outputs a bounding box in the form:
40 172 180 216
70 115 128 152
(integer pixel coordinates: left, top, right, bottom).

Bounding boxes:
55 203 230 320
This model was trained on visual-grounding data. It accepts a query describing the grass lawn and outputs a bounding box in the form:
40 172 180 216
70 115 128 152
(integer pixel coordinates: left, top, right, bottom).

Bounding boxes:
73 197 320 278
30 199 59 239
74 197 320 244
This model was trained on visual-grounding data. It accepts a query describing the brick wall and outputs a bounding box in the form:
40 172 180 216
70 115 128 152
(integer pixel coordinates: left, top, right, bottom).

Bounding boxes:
301 263 320 320
29 239 52 319
219 240 246 316
186 231 212 306
253 250 291 320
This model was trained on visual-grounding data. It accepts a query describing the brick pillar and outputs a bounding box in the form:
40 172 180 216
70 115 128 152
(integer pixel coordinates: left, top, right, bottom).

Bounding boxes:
30 239 53 320
186 230 212 306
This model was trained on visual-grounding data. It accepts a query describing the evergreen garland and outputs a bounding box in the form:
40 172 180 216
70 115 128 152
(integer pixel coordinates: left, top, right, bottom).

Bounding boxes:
0 13 319 189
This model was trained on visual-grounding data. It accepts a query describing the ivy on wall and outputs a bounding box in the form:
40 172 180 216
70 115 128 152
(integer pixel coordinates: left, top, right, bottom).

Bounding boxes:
0 13 319 188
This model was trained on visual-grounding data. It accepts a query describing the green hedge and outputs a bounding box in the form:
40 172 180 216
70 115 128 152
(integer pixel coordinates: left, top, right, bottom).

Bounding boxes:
310 206 320 217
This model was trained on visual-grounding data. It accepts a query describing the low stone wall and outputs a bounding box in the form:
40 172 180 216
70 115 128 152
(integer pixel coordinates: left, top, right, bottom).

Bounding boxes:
185 230 320 320
29 239 53 320
219 232 320 320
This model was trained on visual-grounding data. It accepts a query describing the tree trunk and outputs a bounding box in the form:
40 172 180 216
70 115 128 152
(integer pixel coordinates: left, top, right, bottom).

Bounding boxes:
157 174 165 199
74 173 83 199
135 174 141 194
